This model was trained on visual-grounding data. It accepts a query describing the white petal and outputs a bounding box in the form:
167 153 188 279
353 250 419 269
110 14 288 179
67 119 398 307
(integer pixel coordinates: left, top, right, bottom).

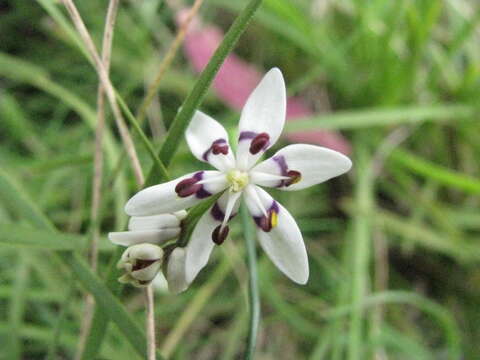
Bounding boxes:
167 247 189 294
124 171 227 216
185 191 239 283
251 144 352 191
108 229 180 246
128 214 182 231
244 186 309 284
236 68 286 170
186 111 235 171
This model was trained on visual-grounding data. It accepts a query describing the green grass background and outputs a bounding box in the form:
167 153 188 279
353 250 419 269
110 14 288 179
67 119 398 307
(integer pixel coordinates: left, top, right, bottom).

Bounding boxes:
1 0 479 359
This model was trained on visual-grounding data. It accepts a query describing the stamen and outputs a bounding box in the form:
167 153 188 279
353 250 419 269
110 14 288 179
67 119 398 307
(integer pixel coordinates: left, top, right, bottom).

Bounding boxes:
254 202 279 232
212 143 229 155
175 178 201 198
212 225 229 245
285 170 302 187
220 191 241 231
195 174 226 185
249 133 270 154
202 138 229 160
245 185 267 217
250 171 289 185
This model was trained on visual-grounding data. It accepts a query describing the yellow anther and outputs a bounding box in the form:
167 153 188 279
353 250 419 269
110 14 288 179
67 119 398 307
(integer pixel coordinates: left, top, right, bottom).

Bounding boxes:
270 211 278 228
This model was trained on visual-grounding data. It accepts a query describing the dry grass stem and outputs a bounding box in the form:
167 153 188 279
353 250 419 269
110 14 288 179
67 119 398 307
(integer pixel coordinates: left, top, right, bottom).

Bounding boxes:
61 0 145 186
137 0 205 123
74 1 120 359
145 286 156 360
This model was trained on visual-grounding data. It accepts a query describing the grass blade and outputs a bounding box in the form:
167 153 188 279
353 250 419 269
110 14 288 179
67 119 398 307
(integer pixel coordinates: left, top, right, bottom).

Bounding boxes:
284 104 475 131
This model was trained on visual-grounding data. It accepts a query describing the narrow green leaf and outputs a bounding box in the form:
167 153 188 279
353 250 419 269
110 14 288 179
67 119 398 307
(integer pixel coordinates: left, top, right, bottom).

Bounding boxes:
0 223 85 250
284 104 475 132
145 0 264 186
391 149 480 195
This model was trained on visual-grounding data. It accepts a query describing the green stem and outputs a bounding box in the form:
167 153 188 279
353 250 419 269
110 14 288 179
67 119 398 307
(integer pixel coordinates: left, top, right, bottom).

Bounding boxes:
241 203 260 360
144 0 264 186
347 141 374 360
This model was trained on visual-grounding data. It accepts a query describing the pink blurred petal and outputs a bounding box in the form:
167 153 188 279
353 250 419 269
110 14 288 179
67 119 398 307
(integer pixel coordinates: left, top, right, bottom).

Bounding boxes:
176 9 351 155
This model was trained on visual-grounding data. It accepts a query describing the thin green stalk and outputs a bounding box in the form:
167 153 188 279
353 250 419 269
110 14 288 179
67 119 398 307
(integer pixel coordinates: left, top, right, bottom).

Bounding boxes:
241 203 260 360
145 0 264 186
347 142 374 360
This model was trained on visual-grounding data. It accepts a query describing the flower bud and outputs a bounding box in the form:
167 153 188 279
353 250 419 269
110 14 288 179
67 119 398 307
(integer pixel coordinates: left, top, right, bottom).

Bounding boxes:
166 247 189 294
117 243 164 287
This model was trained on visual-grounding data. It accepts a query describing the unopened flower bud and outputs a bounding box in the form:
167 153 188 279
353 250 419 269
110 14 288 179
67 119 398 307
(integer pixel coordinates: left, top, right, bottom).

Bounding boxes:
117 244 164 287
166 248 189 294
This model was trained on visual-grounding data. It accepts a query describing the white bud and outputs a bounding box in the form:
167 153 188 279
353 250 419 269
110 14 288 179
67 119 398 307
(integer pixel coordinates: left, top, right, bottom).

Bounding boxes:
166 247 189 294
109 213 183 247
117 243 164 287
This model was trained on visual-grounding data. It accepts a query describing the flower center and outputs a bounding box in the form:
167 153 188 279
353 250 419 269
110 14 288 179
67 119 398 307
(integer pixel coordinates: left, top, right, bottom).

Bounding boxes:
226 169 249 192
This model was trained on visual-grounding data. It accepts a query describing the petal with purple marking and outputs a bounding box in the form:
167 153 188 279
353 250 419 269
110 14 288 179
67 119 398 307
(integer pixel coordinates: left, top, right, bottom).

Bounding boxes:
251 144 352 191
236 68 286 170
185 191 240 283
186 111 235 171
108 228 180 246
128 214 182 231
244 186 309 284
125 171 227 216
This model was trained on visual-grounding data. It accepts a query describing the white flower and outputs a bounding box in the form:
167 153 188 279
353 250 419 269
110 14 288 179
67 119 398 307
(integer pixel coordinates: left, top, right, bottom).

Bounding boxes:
108 211 187 246
124 68 352 285
117 243 164 287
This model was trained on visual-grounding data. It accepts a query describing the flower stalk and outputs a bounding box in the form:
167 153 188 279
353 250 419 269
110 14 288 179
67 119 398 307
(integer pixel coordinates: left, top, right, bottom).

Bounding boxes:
241 203 260 360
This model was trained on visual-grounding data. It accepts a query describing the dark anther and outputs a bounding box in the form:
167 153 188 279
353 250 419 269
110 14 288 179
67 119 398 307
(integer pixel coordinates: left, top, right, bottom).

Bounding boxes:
175 178 201 197
211 143 229 155
259 216 272 232
249 132 270 155
212 225 229 245
132 259 158 271
258 208 279 232
285 170 302 187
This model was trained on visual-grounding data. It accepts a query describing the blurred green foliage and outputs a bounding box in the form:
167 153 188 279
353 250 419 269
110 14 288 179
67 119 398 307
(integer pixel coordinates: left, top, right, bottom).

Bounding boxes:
1 0 480 359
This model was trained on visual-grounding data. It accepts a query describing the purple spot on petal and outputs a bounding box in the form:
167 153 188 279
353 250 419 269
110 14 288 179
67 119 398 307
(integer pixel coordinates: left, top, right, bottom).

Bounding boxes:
193 171 204 181
273 156 288 176
192 171 212 198
210 202 225 221
238 131 257 141
196 187 211 199
249 133 270 154
269 201 279 213
202 139 228 161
